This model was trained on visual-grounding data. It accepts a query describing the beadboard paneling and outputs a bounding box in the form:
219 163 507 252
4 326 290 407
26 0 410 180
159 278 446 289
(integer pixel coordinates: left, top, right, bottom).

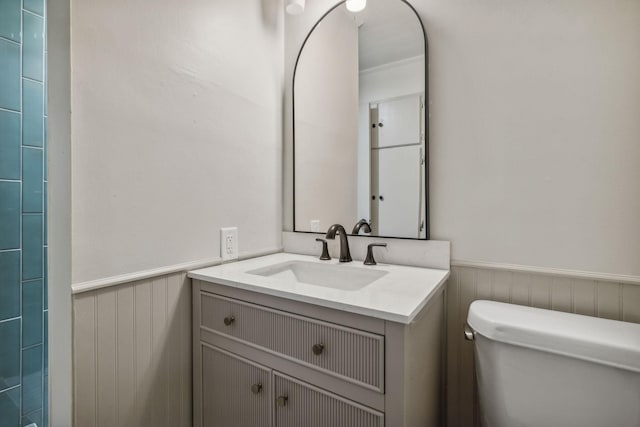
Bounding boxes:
73 272 191 427
446 265 640 427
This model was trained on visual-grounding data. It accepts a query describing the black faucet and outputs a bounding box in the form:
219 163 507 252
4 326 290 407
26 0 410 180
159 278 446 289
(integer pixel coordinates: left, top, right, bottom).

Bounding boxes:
325 224 352 262
352 219 372 235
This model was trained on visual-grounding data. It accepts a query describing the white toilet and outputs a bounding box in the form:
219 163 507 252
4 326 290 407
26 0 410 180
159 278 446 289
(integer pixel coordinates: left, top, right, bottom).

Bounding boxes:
467 300 640 427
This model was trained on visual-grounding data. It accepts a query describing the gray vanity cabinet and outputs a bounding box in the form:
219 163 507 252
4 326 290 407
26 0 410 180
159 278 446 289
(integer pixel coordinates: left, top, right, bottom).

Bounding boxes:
201 344 383 427
200 293 385 392
193 279 445 427
202 345 272 427
274 372 384 427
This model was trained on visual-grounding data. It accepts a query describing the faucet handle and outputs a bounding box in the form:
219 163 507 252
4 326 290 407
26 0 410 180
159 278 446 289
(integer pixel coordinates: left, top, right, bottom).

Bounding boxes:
364 243 387 266
315 238 331 261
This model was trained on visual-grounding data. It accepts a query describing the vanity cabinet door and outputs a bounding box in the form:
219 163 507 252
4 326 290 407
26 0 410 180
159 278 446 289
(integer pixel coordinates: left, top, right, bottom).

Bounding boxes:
202 344 272 427
274 372 384 427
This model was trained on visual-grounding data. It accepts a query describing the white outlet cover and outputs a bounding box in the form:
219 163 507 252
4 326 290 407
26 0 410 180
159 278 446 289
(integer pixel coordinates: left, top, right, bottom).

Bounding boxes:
220 227 238 260
310 220 321 233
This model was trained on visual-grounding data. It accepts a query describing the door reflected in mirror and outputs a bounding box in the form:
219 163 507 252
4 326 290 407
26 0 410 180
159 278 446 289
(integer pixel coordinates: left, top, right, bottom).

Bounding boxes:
293 0 428 239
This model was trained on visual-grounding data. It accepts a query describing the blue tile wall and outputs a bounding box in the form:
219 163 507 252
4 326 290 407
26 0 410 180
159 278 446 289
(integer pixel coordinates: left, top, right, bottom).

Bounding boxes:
0 251 21 321
0 388 20 427
0 320 20 390
0 182 21 250
22 80 43 148
22 149 43 213
0 0 21 43
0 4 47 427
0 111 21 180
23 0 44 18
21 410 42 427
22 214 43 281
0 40 21 111
22 280 43 348
21 345 42 416
22 13 44 82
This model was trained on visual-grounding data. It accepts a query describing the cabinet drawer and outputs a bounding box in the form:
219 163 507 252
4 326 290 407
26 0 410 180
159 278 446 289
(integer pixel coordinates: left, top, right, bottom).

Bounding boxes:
274 372 384 427
200 292 385 392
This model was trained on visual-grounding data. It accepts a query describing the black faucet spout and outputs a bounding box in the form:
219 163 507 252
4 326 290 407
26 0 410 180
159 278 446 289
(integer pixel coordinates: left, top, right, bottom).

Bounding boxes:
352 219 372 235
325 224 352 262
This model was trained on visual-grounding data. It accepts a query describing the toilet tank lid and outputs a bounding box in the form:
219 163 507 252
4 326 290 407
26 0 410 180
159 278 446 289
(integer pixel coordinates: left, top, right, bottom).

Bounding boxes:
467 300 640 373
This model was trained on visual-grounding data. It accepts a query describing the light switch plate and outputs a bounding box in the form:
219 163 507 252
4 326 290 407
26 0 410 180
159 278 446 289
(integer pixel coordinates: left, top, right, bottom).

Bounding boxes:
220 227 238 260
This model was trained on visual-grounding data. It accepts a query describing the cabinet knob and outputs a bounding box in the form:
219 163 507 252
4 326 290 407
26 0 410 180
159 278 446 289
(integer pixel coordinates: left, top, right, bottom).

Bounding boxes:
251 383 262 394
276 395 288 407
312 343 325 355
223 316 235 326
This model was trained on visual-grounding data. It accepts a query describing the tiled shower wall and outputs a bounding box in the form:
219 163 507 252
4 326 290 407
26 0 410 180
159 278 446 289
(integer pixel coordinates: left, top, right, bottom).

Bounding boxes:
0 0 48 426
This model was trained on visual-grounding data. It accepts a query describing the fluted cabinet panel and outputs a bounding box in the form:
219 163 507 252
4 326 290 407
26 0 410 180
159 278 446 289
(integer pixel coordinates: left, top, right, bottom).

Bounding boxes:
73 272 192 427
202 345 271 427
201 293 384 391
446 265 640 427
274 372 384 427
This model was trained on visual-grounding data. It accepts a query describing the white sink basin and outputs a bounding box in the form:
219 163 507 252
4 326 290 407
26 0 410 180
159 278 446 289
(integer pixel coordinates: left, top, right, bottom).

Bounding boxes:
247 260 387 291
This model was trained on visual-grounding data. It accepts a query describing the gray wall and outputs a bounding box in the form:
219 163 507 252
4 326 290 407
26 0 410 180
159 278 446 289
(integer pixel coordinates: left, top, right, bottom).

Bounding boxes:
70 0 284 285
47 0 73 424
67 1 640 425
284 0 640 277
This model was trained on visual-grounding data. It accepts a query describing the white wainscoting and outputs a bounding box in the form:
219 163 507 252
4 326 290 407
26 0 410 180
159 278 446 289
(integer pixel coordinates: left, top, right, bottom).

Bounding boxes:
446 264 640 427
71 258 640 427
73 272 192 427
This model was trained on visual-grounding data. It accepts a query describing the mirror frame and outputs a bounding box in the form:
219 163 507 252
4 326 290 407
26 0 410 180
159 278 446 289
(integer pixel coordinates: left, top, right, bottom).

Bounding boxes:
292 0 430 239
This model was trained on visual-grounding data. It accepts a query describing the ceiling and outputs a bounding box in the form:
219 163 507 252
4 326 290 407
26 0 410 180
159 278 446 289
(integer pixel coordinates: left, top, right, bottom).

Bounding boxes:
341 0 425 70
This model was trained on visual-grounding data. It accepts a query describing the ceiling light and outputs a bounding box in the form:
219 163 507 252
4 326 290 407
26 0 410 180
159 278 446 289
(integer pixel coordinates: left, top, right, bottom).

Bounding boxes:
346 0 367 12
286 0 305 15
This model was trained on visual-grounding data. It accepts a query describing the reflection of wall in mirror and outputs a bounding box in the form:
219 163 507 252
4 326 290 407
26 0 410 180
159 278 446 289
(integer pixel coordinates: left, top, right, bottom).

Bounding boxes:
357 56 426 236
294 11 359 233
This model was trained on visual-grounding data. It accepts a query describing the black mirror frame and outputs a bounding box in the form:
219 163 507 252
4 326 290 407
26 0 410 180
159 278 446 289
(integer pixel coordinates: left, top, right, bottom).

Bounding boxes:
292 0 429 240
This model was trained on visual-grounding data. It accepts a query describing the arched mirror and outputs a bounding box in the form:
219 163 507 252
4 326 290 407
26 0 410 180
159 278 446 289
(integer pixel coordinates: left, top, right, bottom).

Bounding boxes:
293 0 428 239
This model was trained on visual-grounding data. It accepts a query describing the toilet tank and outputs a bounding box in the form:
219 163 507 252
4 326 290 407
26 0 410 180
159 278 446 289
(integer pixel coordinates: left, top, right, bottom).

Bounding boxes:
467 300 640 427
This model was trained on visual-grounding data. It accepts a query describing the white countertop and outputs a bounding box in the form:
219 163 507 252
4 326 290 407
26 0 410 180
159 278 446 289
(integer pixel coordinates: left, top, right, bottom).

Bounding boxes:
188 252 449 324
